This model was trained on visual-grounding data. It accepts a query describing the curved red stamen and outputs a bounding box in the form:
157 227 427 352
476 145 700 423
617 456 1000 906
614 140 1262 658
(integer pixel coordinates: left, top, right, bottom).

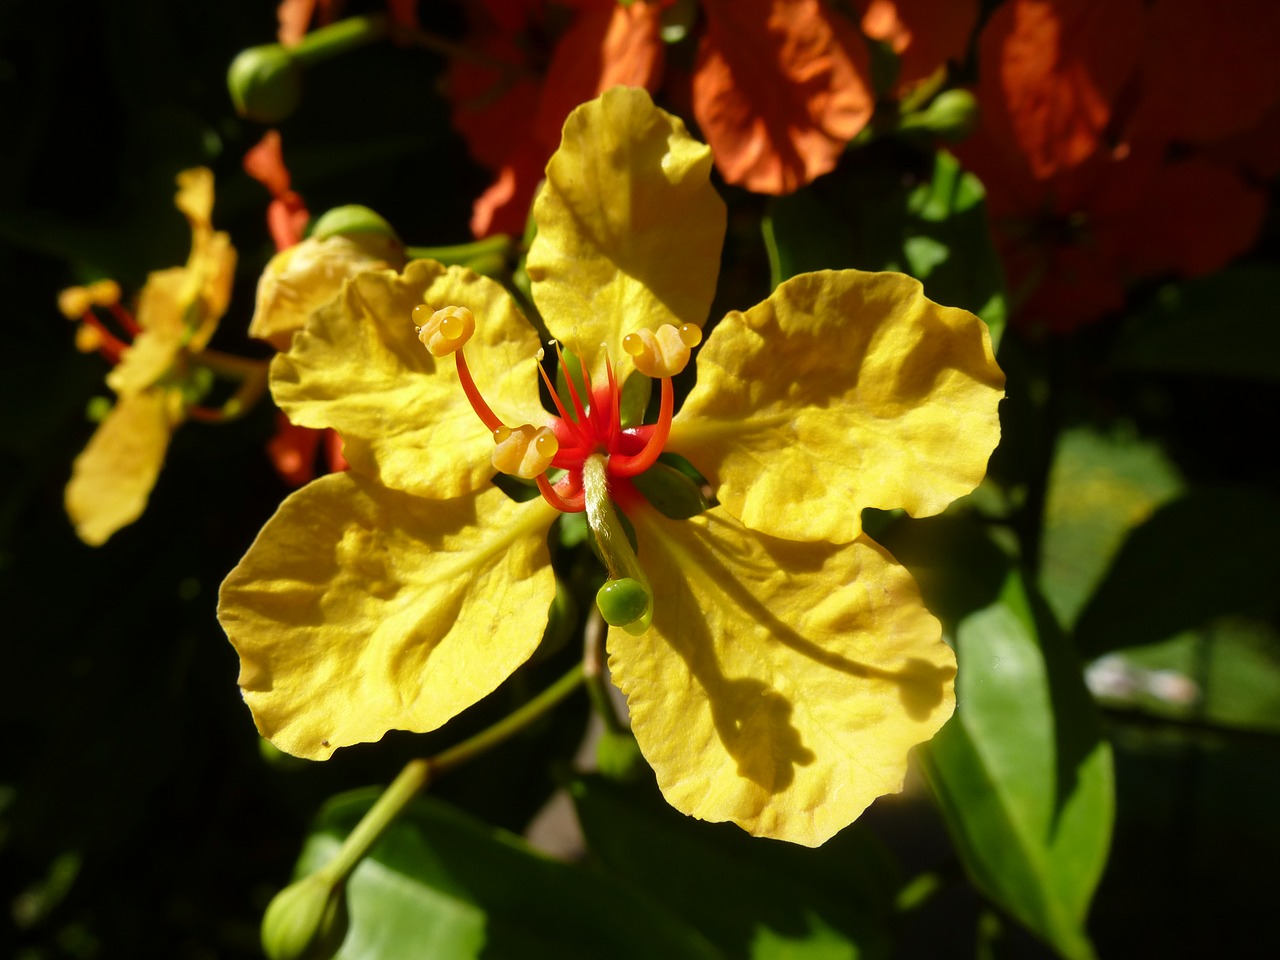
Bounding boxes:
79 312 130 364
537 474 586 512
553 342 589 428
108 302 141 337
609 377 672 478
454 349 503 433
539 360 591 448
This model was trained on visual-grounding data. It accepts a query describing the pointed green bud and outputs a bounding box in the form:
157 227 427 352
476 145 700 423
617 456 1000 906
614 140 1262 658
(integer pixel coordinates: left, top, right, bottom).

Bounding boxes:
311 205 399 242
227 45 303 124
631 461 709 520
898 89 979 142
261 872 350 960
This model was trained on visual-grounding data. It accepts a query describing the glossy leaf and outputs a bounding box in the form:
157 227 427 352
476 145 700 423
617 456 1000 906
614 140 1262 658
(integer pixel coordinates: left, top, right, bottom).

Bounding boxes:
293 789 718 960
764 149 1006 346
920 572 1114 960
1038 425 1183 631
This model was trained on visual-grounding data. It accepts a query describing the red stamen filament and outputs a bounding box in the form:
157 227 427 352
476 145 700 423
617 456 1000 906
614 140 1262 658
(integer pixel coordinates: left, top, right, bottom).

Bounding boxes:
536 474 586 512
454 349 504 433
609 377 673 477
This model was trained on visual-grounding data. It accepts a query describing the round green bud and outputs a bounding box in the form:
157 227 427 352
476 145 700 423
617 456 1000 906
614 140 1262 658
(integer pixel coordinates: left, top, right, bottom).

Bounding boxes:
228 45 303 124
596 578 650 628
260 872 350 960
311 205 399 241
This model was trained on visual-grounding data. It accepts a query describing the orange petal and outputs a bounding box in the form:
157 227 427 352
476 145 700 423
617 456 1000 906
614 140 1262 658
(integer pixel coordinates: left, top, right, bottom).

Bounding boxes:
693 0 874 194
857 0 979 92
976 0 1143 179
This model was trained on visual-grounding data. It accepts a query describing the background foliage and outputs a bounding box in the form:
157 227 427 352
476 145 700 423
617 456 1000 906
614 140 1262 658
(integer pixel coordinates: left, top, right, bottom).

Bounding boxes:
3 1 1278 958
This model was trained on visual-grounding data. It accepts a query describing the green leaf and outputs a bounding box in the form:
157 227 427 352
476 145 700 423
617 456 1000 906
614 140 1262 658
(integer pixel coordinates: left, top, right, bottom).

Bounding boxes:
764 149 1006 347
920 573 1114 960
1074 486 1280 657
1088 617 1280 733
1038 425 1184 631
569 775 897 960
1109 264 1280 380
294 789 718 960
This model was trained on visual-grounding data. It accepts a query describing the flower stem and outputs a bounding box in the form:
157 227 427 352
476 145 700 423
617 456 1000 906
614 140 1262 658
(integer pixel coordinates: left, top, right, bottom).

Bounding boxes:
582 608 627 734
404 235 514 266
317 662 585 884
289 14 390 68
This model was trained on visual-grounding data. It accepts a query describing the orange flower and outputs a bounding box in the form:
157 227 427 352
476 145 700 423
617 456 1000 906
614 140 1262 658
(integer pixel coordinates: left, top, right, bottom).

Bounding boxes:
855 0 978 95
243 130 310 250
958 0 1271 332
450 0 875 234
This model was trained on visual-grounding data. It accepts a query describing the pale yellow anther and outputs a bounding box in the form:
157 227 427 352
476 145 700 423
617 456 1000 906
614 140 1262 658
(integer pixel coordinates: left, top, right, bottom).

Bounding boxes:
413 304 475 357
59 280 123 319
622 323 700 378
491 424 559 479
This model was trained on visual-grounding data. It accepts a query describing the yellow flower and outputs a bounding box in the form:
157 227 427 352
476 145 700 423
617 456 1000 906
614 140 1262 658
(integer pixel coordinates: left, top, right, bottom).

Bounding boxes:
59 168 236 545
218 88 1004 845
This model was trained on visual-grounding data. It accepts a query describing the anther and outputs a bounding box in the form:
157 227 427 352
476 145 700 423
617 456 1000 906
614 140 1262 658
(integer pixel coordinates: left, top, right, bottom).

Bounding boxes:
621 323 702 378
413 304 475 356
492 424 559 478
57 280 123 320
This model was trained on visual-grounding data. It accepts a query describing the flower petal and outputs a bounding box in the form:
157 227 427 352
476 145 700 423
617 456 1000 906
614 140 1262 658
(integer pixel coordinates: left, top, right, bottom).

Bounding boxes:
218 474 559 760
692 0 874 194
65 389 180 546
106 267 189 396
610 505 955 846
670 270 1004 543
270 260 543 499
526 86 725 374
250 234 407 351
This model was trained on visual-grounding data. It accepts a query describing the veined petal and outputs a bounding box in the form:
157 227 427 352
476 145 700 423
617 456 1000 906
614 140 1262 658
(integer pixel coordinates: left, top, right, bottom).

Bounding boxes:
670 270 1004 544
526 86 725 375
218 475 560 760
65 388 181 546
270 260 543 499
611 505 955 846
250 233 408 351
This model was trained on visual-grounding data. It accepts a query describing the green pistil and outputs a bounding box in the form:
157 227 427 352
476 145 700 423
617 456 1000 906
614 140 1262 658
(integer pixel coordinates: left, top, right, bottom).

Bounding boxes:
582 454 653 635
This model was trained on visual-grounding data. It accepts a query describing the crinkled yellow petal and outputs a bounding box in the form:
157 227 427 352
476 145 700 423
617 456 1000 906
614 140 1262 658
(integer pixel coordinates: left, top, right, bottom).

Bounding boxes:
525 86 726 375
270 260 543 499
669 270 1004 544
65 388 181 546
610 505 955 846
106 268 189 396
250 233 407 350
175 167 215 228
185 227 236 352
218 475 559 760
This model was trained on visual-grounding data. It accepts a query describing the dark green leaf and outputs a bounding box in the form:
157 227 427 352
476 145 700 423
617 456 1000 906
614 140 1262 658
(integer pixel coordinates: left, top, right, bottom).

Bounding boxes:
570 775 896 960
920 573 1114 960
294 789 718 960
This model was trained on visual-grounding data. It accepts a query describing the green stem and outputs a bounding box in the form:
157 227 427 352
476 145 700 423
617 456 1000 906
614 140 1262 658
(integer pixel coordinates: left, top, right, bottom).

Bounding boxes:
318 662 585 883
290 14 390 68
582 608 626 734
404 235 515 265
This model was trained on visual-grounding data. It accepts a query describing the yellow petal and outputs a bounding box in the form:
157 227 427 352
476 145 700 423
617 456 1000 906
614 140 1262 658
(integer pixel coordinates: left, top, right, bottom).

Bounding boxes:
250 234 407 351
610 505 955 846
65 389 181 546
218 475 559 760
185 227 236 352
106 268 188 395
669 270 1004 543
526 86 726 375
174 167 215 229
270 260 543 499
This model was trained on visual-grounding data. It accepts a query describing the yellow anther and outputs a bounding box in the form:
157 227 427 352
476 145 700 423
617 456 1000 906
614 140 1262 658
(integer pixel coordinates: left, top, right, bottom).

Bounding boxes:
622 323 700 378
59 280 123 319
74 324 105 353
491 424 559 479
413 304 475 357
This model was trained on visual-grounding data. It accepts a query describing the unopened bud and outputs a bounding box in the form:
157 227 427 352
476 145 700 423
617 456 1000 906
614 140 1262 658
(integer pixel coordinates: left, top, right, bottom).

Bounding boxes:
260 872 350 960
228 45 303 123
311 205 400 242
898 89 979 142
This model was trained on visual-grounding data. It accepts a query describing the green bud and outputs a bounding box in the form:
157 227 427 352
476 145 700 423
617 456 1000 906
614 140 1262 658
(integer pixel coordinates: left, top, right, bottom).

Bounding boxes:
261 872 350 960
227 45 303 124
596 578 651 634
86 396 113 423
595 728 647 783
631 461 710 520
899 89 979 142
311 205 399 242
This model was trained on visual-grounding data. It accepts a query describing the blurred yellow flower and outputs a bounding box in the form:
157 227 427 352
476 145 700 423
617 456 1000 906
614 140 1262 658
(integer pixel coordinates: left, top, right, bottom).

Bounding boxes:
59 168 236 545
218 88 1004 845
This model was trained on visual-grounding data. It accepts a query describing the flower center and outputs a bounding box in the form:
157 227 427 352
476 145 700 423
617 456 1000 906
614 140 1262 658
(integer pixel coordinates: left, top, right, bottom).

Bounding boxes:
412 303 704 634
